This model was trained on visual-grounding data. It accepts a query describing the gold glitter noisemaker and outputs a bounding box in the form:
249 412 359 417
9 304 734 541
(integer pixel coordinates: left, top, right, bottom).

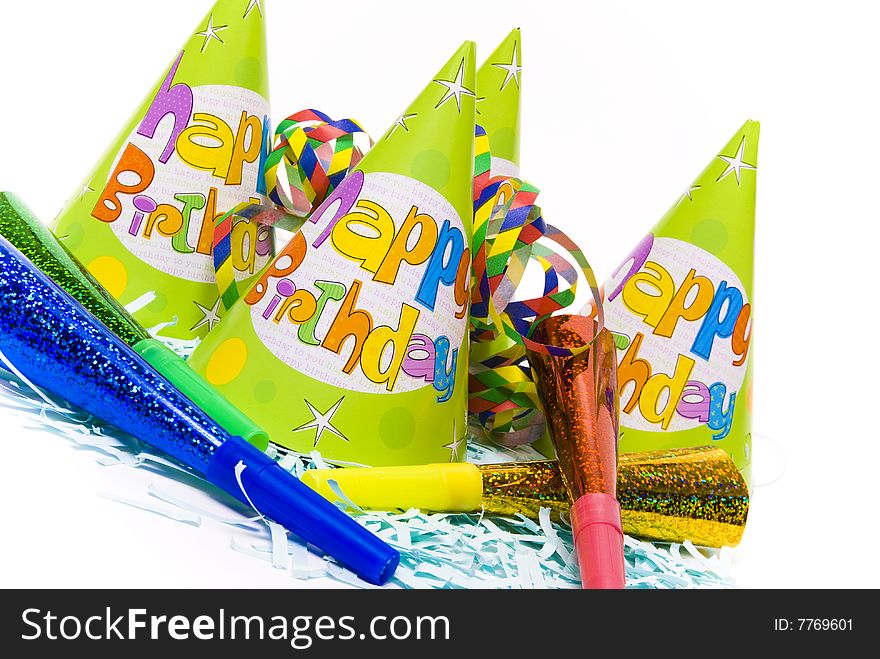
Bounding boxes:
302 446 748 547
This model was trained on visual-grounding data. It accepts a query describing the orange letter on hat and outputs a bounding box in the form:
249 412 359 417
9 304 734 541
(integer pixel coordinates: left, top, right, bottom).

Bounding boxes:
92 143 155 223
374 206 438 285
322 280 374 374
654 269 714 338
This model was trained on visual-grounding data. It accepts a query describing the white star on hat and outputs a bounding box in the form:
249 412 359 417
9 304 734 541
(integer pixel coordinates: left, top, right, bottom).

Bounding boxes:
196 14 229 53
492 41 522 91
442 422 465 461
434 59 476 113
189 297 223 332
716 136 756 185
244 0 262 18
676 184 701 205
293 397 349 448
387 112 417 138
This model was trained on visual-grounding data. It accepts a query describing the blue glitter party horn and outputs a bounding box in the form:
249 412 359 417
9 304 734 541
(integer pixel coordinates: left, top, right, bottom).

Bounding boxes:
0 235 399 585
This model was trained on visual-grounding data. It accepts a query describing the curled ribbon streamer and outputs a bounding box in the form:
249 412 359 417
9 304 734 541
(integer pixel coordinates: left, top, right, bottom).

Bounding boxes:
468 132 604 446
473 125 492 201
471 179 604 354
266 109 370 218
213 110 370 311
213 202 287 311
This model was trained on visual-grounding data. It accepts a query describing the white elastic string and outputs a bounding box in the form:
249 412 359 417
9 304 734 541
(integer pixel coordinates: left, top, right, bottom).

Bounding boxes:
752 432 787 488
147 315 179 337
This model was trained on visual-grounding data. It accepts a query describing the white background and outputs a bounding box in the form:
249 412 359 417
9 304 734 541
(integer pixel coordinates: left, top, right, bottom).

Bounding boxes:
0 0 877 588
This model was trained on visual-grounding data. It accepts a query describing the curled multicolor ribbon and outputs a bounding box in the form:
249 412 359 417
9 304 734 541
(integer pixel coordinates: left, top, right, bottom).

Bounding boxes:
265 109 370 218
213 110 369 310
468 128 604 446
213 202 286 311
473 125 492 200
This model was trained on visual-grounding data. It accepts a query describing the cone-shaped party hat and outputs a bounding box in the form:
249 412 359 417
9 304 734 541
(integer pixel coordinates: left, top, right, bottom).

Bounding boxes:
602 121 758 479
188 42 477 466
52 0 272 341
476 28 522 177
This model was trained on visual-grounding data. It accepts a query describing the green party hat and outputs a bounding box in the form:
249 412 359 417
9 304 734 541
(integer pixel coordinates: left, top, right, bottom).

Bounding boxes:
188 42 477 466
52 0 272 341
476 28 522 176
357 40 477 231
602 120 759 480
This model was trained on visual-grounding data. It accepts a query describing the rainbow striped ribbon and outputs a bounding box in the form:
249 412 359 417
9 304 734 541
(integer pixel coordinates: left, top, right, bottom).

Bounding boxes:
468 135 603 446
212 110 369 311
213 202 287 311
265 109 369 218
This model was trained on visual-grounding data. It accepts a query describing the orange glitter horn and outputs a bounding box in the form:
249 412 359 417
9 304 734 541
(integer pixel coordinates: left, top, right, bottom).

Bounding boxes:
526 315 625 589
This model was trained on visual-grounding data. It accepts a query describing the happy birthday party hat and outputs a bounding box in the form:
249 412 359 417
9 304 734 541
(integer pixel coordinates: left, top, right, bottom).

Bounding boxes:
52 0 272 341
602 120 758 479
476 28 522 177
187 42 477 466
